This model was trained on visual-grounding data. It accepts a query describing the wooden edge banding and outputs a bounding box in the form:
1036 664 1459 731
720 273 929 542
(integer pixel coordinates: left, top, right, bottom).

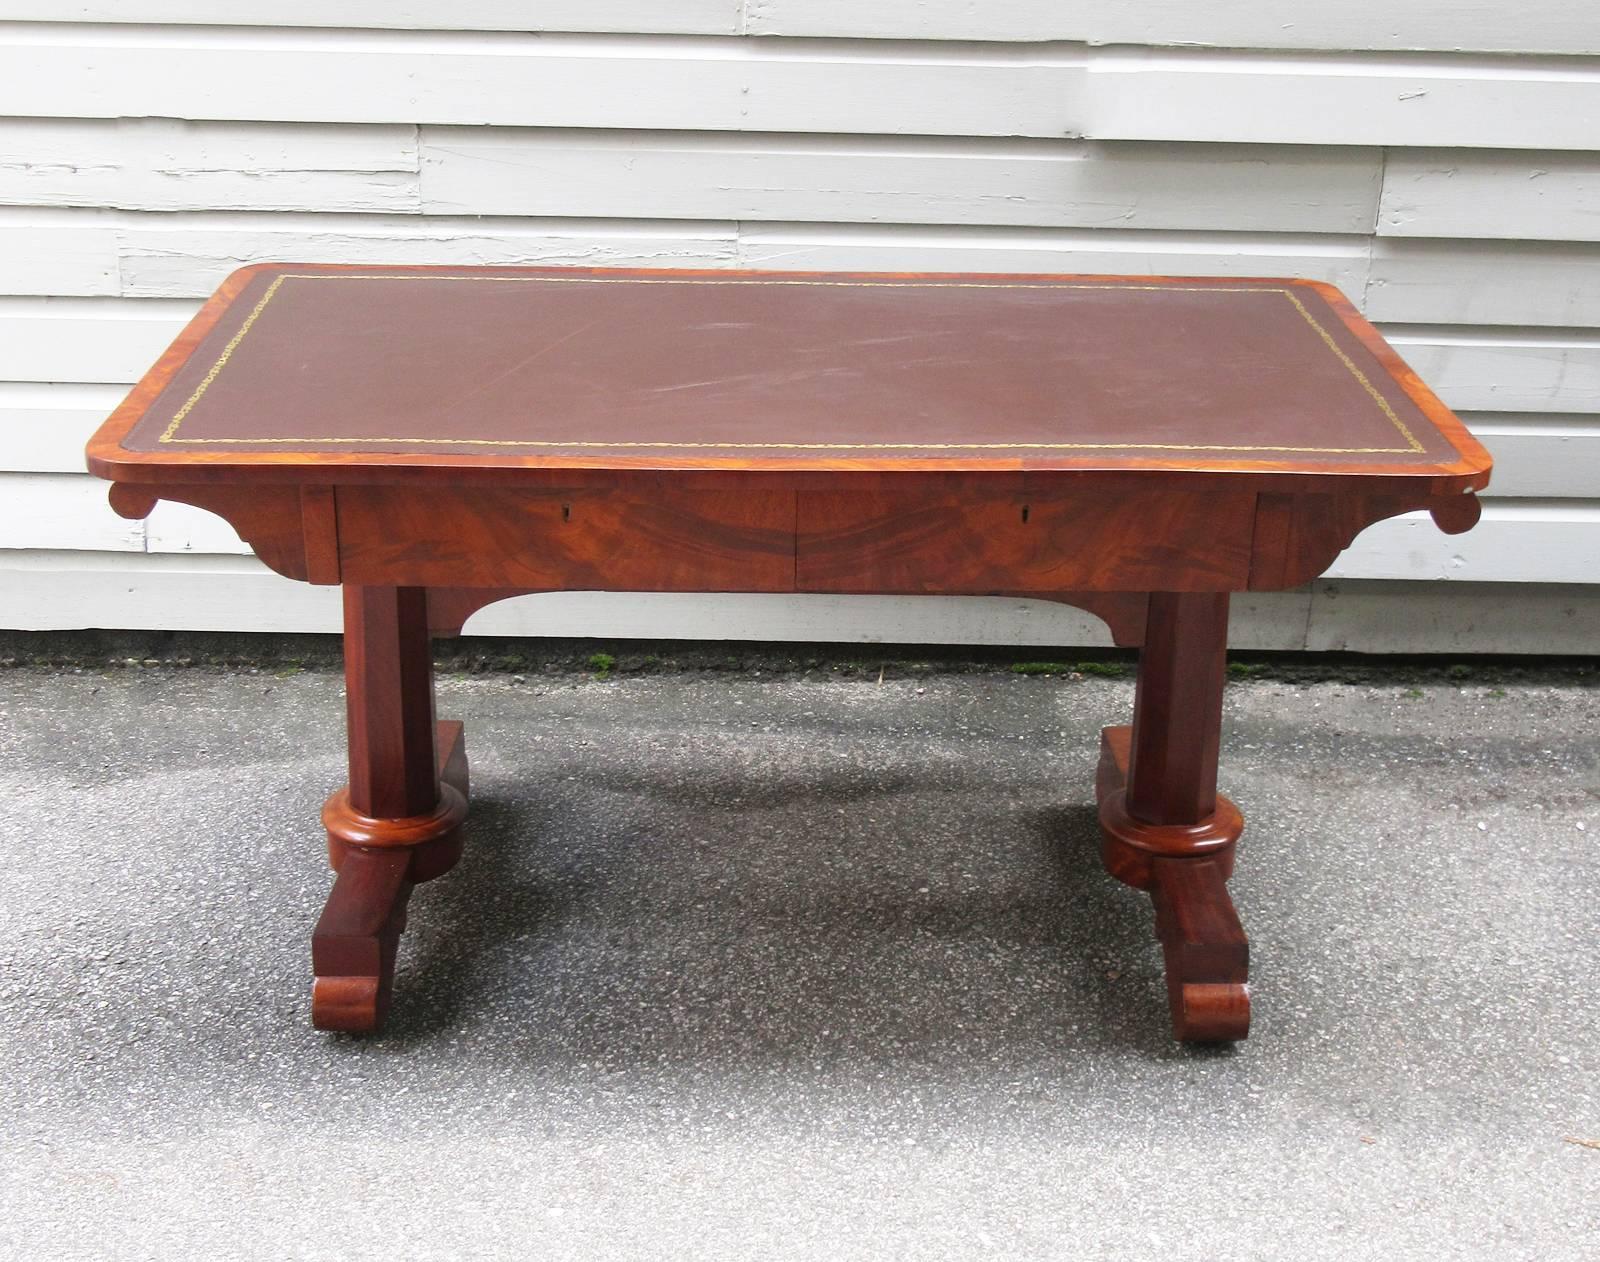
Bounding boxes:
84 264 275 481
1300 279 1493 484
300 486 340 584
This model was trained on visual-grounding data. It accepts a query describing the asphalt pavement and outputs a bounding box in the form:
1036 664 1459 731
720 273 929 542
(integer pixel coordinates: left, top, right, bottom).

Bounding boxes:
1 656 1596 1260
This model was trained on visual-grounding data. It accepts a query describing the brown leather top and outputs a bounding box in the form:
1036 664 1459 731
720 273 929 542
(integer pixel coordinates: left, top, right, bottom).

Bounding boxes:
103 264 1487 481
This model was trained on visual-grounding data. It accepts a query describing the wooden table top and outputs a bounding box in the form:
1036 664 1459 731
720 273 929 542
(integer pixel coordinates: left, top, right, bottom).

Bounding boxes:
89 264 1490 491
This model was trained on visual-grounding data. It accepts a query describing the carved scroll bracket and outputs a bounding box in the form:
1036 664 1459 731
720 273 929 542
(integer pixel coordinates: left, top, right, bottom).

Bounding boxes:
104 482 338 583
1250 489 1484 591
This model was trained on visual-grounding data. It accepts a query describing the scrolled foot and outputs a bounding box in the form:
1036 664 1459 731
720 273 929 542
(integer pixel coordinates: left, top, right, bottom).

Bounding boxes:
311 847 413 1033
1095 725 1251 1043
1152 857 1250 1043
311 720 471 1032
1170 981 1251 1043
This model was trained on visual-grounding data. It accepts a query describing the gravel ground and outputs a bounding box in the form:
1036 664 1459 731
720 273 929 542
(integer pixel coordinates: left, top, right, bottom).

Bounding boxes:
1 659 1596 1260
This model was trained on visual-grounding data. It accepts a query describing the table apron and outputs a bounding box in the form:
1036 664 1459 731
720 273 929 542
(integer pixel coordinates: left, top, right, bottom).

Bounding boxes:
330 485 1256 593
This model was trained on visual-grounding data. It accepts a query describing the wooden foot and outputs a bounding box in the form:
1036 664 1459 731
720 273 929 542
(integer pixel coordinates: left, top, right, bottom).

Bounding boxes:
313 720 469 1032
1098 721 1250 1043
1150 856 1250 1042
314 585 470 1033
311 848 413 1032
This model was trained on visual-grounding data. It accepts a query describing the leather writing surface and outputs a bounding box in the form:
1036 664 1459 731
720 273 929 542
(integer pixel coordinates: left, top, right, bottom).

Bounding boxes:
121 266 1461 467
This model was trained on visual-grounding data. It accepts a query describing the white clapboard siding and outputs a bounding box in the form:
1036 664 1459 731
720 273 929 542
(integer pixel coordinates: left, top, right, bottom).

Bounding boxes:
112 215 739 298
743 2 1600 56
1365 240 1600 328
1379 150 1600 243
12 2 1599 56
1302 580 1600 654
10 208 1597 332
1387 328 1600 414
0 13 1595 651
1086 50 1600 151
0 472 142 551
0 3 741 37
0 118 420 214
0 27 1090 138
1330 501 1600 585
418 131 1386 234
8 550 1599 655
0 297 195 383
734 224 1371 293
6 28 1600 151
0 218 118 295
0 471 250 557
1465 415 1600 500
0 382 127 472
114 220 1370 301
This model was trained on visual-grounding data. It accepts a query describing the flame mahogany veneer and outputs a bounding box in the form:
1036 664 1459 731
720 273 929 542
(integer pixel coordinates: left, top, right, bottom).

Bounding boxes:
88 264 1492 1042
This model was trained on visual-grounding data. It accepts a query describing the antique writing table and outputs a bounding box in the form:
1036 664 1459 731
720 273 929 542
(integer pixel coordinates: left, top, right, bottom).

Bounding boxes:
87 264 1492 1042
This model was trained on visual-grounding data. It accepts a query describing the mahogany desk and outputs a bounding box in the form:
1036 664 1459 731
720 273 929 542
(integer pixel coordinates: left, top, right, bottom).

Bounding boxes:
87 265 1492 1042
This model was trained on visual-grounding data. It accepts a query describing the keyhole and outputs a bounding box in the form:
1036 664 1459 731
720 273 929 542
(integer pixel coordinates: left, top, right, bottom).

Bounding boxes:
1021 504 1030 524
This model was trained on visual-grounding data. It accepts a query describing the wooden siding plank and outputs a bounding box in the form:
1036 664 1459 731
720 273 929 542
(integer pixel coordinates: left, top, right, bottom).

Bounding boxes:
6 554 1598 652
0 27 1089 138
0 472 143 550
6 28 1595 149
734 224 1370 292
745 1 1600 56
1087 50 1600 151
0 218 118 295
9 3 1596 55
77 208 1600 328
419 131 1385 234
1365 239 1600 328
0 382 126 473
0 4 740 36
1379 149 1600 243
110 215 739 297
0 297 196 383
0 550 1309 648
1386 329 1600 414
1305 579 1600 654
1464 415 1600 500
0 118 421 213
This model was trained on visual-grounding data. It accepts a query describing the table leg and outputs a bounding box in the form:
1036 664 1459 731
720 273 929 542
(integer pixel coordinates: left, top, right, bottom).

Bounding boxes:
1095 591 1250 1042
313 585 470 1032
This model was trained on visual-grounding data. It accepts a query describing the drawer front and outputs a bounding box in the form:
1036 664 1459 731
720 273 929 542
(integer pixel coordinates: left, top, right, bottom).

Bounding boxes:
795 488 1254 593
336 486 796 591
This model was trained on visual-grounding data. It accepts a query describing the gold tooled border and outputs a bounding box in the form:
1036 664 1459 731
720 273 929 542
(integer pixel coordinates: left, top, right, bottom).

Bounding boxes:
155 274 1425 455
